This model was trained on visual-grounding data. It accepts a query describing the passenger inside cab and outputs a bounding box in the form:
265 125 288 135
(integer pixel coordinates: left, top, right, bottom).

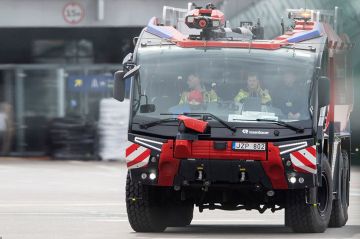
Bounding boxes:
234 72 271 105
179 73 218 105
272 72 305 120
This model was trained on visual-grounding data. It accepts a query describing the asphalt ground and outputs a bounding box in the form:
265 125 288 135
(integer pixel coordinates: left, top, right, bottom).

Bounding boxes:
0 158 359 239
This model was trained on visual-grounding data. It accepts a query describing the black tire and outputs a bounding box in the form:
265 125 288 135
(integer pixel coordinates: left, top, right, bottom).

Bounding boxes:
126 172 167 232
166 202 194 227
329 150 349 227
286 159 333 233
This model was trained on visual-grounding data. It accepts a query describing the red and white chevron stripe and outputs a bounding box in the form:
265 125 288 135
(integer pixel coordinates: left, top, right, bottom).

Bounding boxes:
290 145 317 174
126 143 151 169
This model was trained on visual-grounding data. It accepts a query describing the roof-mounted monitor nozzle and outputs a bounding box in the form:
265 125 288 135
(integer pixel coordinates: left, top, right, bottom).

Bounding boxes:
185 3 225 40
185 5 224 30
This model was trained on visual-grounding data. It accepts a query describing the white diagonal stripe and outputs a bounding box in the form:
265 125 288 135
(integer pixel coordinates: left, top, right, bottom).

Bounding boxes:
298 148 316 165
128 155 150 169
126 146 148 164
290 154 317 174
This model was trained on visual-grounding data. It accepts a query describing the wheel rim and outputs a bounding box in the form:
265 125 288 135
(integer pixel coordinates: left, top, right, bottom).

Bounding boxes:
317 173 329 213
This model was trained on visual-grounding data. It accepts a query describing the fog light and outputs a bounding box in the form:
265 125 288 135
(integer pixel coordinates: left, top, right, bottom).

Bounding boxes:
141 173 147 180
267 190 275 197
289 176 297 184
149 173 156 180
299 177 305 184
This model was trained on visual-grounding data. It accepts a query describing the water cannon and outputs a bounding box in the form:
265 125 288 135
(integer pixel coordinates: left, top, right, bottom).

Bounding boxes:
185 3 225 30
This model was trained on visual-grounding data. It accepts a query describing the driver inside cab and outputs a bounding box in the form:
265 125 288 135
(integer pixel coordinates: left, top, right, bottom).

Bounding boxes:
234 72 271 104
179 73 218 105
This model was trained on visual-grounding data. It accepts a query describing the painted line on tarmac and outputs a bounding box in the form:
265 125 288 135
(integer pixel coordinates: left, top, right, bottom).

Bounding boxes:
0 212 128 215
93 219 265 223
193 219 265 222
0 202 125 207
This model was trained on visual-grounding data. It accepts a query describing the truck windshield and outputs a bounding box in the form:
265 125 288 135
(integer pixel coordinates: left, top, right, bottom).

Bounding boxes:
132 45 316 123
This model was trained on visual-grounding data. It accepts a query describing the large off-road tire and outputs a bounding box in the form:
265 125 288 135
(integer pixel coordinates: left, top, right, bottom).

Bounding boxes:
329 151 350 227
286 159 333 233
126 173 167 232
166 202 194 227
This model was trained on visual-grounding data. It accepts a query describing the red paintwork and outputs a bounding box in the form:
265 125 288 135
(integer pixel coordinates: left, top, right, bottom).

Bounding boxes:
261 143 288 189
292 164 309 174
292 151 317 170
158 140 180 186
173 140 267 160
306 145 316 157
127 148 151 168
126 143 140 157
189 140 267 160
178 115 208 133
157 140 287 189
174 140 192 158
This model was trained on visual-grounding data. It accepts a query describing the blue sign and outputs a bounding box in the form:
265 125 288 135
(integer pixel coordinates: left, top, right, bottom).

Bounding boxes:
67 75 113 92
67 74 131 96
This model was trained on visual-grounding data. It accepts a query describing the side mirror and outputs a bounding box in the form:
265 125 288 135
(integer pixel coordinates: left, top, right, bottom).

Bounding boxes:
318 76 330 108
140 104 156 113
113 71 125 102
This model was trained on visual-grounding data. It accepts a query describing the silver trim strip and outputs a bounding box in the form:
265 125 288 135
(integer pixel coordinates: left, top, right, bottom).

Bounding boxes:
279 141 308 155
134 137 163 152
278 141 308 148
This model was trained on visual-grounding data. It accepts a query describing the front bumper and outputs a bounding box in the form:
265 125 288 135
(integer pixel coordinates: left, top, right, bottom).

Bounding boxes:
127 136 318 190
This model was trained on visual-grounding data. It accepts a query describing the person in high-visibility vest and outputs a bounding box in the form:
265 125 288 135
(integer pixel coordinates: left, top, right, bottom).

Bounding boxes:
234 73 271 104
179 74 218 105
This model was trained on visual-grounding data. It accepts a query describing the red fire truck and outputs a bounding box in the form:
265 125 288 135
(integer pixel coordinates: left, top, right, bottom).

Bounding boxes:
114 3 353 233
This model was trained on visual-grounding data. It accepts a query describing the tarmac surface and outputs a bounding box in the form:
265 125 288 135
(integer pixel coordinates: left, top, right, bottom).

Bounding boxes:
0 158 359 239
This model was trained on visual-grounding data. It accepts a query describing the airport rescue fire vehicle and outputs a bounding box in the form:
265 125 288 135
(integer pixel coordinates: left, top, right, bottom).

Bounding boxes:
113 3 353 233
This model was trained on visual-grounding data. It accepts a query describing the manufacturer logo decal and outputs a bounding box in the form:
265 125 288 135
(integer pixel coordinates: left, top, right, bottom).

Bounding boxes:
241 129 269 135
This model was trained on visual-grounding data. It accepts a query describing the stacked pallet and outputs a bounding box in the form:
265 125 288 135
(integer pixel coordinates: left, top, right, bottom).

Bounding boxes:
98 98 130 161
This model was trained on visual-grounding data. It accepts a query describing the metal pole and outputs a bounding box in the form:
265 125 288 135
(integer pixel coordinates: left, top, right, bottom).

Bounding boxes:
97 0 105 21
15 68 25 153
334 6 338 34
57 68 65 117
316 11 320 23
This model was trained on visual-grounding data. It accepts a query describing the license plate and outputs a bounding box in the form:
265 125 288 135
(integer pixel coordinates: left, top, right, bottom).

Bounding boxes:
232 142 266 151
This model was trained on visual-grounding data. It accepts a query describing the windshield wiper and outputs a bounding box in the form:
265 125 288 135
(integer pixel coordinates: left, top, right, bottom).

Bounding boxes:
140 113 236 133
184 112 237 133
255 119 304 133
139 118 179 129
